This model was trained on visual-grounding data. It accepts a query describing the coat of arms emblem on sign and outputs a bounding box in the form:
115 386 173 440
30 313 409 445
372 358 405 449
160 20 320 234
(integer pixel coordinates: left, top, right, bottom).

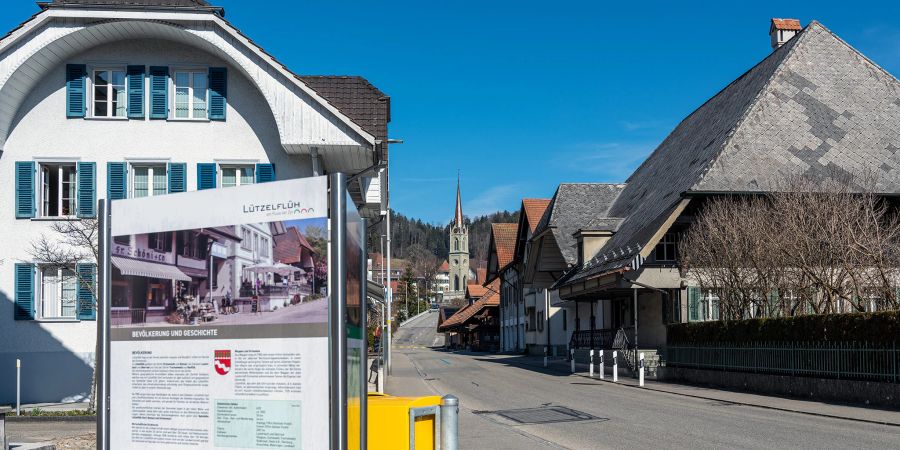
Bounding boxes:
214 350 231 375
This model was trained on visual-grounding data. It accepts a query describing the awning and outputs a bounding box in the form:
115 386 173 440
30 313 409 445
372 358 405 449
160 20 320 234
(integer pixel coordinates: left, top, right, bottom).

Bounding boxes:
111 256 191 282
180 266 208 279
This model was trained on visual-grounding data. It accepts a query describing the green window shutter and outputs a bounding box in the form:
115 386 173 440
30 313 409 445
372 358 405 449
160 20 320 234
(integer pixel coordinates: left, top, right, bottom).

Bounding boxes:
687 287 700 322
15 161 35 219
767 290 779 318
711 294 720 320
66 64 86 118
76 162 96 218
14 263 35 320
126 65 145 119
107 162 128 201
256 163 275 183
208 67 227 121
76 263 96 320
149 66 168 119
197 163 217 190
168 162 186 193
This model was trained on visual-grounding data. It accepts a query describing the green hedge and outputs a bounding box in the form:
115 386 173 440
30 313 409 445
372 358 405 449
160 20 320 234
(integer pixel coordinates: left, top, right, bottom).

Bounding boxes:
667 310 900 344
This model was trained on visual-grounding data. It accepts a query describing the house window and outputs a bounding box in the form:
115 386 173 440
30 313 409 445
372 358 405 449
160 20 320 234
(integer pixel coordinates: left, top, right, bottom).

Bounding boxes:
114 235 130 246
701 289 720 321
93 69 126 118
147 232 171 253
260 237 270 258
40 163 77 217
132 165 167 198
179 231 208 259
655 232 678 262
40 266 77 319
221 166 255 188
240 227 252 250
173 70 208 119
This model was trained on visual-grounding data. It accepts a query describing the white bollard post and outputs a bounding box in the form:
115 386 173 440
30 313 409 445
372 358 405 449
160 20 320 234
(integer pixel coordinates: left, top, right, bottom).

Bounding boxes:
639 352 645 387
599 351 605 380
376 363 384 394
543 346 548 367
589 349 594 377
16 358 21 415
612 351 618 382
570 348 575 373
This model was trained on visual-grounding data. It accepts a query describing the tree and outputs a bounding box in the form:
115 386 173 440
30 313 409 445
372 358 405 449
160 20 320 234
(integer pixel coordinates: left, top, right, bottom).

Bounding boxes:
27 218 100 412
681 176 900 319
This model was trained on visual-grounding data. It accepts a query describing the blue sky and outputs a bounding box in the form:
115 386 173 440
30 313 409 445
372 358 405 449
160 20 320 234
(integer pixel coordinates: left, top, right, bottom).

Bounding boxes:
4 1 899 223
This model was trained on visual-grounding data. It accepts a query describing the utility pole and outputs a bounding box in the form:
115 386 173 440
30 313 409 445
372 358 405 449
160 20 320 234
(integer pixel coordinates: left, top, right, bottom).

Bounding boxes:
385 209 393 374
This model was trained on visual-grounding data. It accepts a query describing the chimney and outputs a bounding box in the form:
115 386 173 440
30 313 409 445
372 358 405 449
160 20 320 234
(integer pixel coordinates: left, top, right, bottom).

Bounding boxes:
770 18 802 50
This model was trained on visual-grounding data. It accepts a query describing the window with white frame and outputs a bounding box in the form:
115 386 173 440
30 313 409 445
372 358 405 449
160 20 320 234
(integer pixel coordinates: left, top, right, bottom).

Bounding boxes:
40 163 77 217
700 289 720 321
241 227 252 251
132 165 167 198
260 236 270 258
654 232 678 262
174 70 208 119
93 69 126 118
40 266 77 319
221 165 255 188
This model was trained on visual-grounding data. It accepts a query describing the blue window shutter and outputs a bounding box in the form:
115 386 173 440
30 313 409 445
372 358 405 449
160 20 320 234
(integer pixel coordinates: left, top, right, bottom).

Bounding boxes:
208 67 227 120
107 162 128 201
149 66 168 119
256 163 275 183
76 263 96 321
14 263 35 320
66 64 86 118
15 161 35 219
76 162 96 218
168 162 186 194
126 65 145 119
197 163 217 190
687 287 700 322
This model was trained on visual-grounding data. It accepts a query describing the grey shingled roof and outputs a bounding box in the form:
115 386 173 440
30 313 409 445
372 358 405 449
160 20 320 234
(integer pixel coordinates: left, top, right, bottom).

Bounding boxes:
533 183 626 265
298 76 390 141
557 21 900 288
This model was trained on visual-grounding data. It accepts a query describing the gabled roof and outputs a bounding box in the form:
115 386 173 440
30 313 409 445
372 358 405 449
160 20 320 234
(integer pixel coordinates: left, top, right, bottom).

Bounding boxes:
466 284 488 299
273 227 316 265
532 183 626 265
439 280 500 331
485 223 517 282
559 21 900 287
522 199 551 233
438 260 450 272
297 76 390 141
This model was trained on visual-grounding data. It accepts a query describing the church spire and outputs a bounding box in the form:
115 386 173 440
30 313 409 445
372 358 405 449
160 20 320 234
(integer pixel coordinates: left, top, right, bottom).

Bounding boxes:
454 174 463 228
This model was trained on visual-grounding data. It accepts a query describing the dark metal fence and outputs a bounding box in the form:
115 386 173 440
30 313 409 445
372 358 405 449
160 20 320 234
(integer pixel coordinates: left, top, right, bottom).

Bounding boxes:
665 341 900 383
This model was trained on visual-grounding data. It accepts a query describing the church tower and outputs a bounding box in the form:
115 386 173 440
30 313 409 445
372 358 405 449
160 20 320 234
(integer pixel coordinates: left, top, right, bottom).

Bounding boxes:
448 178 469 295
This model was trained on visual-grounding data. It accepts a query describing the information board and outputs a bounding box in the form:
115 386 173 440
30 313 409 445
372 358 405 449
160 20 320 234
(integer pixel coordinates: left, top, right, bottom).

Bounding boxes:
107 177 330 450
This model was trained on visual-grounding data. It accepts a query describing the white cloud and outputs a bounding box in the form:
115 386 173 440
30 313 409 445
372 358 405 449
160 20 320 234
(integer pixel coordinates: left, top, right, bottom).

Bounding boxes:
553 141 655 180
463 183 522 218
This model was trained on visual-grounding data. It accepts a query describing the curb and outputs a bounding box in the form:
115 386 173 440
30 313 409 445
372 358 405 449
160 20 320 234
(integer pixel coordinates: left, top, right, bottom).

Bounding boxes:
9 444 56 450
506 357 900 428
7 415 96 423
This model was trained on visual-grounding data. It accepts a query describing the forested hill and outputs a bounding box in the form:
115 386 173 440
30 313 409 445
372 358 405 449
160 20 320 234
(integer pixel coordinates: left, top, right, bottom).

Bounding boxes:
367 210 520 265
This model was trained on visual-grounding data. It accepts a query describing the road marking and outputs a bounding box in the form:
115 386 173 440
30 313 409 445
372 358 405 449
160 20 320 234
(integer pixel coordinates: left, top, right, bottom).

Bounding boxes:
440 359 451 365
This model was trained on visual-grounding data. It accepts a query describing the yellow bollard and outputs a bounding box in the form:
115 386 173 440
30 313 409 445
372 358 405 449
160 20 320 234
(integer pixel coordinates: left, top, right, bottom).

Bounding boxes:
366 392 443 449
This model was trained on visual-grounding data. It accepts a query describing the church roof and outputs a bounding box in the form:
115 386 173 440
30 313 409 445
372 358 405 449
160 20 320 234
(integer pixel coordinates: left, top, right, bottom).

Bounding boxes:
454 178 464 228
557 21 900 288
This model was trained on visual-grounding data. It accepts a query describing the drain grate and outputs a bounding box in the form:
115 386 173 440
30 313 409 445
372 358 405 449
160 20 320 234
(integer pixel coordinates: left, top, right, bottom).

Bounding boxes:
474 406 605 425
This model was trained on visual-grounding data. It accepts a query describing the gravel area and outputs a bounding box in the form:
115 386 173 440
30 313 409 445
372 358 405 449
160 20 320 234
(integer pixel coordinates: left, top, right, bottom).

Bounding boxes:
53 433 96 450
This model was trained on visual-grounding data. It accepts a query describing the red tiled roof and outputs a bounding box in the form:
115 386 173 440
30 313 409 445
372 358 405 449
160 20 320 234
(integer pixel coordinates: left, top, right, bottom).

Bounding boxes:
522 199 551 233
273 227 316 265
771 18 802 31
439 280 500 331
438 260 450 272
466 284 488 299
491 223 517 269
472 268 486 285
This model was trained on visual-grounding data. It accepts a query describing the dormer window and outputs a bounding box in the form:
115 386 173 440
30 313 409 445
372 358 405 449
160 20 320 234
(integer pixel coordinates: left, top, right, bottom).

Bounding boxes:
655 232 678 262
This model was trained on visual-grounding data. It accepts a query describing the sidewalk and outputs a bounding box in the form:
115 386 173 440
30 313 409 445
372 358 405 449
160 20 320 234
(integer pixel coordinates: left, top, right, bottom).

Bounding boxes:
500 353 900 427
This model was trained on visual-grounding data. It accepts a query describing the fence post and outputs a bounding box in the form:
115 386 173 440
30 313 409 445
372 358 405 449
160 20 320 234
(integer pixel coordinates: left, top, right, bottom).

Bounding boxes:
589 349 594 377
543 346 548 368
893 341 897 384
571 348 576 373
791 341 795 377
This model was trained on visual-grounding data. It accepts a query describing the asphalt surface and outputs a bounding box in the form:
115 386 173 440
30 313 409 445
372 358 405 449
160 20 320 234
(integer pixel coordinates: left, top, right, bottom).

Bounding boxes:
387 311 900 450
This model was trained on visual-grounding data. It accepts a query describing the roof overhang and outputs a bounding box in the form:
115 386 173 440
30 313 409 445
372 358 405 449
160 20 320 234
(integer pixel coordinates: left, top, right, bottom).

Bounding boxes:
0 7 377 173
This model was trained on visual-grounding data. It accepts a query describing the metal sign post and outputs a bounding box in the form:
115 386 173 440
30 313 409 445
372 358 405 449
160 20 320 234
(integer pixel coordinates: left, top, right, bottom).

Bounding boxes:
329 173 348 450
97 199 111 450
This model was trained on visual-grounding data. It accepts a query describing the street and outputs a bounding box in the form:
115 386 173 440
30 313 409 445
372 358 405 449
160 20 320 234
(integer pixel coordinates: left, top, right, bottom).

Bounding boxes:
388 312 900 449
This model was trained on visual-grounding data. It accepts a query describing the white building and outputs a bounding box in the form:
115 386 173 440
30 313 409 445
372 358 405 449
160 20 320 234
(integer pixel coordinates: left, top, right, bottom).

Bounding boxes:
0 0 390 404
